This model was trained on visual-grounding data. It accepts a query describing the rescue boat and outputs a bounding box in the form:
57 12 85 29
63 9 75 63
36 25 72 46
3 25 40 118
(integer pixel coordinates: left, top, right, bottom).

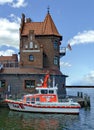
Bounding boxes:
5 73 80 114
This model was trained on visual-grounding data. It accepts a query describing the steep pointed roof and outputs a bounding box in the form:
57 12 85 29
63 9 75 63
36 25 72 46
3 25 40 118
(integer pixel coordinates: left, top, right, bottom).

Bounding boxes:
42 12 61 36
21 12 62 38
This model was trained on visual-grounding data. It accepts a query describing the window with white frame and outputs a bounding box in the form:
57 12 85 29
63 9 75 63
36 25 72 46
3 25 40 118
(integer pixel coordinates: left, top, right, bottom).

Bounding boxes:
54 56 59 65
24 44 28 49
30 35 32 40
53 40 58 49
25 80 35 89
29 55 34 61
30 42 33 48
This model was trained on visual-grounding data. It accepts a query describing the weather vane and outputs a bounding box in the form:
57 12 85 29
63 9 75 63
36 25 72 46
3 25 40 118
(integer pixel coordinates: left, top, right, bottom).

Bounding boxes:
47 6 50 14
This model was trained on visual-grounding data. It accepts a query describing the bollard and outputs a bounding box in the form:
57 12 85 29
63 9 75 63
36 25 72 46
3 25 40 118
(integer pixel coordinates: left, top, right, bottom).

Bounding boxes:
77 92 83 98
77 92 79 97
84 94 90 107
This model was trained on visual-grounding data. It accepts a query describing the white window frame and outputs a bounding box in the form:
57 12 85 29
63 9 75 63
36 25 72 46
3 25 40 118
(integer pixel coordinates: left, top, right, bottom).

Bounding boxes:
30 42 33 49
54 56 59 65
29 55 34 61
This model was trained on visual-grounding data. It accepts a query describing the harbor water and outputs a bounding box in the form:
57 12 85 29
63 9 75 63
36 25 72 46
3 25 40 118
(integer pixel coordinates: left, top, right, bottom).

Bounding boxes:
0 88 94 130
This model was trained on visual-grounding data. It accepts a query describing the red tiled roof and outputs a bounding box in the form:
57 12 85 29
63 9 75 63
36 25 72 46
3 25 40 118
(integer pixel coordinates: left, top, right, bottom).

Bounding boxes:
42 13 60 36
22 22 43 36
0 56 13 61
0 54 18 62
21 13 61 37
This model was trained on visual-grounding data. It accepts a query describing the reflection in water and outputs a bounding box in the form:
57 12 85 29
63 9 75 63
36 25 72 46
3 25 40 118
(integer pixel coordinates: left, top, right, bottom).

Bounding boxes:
0 108 79 130
1 88 94 130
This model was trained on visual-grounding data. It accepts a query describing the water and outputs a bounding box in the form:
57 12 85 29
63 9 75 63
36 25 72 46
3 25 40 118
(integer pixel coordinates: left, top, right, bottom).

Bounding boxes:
0 88 94 130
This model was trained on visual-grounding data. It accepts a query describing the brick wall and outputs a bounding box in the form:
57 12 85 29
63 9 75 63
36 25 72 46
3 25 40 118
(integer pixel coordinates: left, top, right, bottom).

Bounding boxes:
20 35 60 70
0 74 66 99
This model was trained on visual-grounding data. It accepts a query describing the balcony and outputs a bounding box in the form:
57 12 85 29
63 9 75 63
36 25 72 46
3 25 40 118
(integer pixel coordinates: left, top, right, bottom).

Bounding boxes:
59 47 66 57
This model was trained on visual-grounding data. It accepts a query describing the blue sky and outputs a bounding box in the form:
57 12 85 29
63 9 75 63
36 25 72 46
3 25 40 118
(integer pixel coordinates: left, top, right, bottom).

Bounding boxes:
0 0 94 86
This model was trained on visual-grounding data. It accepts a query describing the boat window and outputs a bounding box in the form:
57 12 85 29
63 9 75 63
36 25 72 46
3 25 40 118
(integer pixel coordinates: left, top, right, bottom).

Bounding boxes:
31 97 35 104
41 90 48 94
49 90 54 94
36 97 40 102
26 97 30 103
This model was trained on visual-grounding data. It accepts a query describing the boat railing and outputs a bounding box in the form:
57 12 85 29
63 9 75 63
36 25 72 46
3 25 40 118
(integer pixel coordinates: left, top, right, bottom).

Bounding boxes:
35 101 79 106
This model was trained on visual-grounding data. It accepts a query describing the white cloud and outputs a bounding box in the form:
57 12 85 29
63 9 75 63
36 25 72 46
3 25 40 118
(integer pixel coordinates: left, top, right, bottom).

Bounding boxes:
60 61 72 67
0 49 15 56
70 70 94 85
68 30 94 46
0 14 20 49
11 0 27 8
0 0 13 4
0 0 27 8
82 71 94 85
9 14 20 23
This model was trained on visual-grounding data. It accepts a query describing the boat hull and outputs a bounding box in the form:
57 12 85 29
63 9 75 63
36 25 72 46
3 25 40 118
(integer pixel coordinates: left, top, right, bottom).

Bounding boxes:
7 101 80 114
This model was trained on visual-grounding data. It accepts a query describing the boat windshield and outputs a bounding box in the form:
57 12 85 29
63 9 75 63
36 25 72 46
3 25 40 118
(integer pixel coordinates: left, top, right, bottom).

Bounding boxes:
41 90 48 94
49 90 54 94
41 89 54 94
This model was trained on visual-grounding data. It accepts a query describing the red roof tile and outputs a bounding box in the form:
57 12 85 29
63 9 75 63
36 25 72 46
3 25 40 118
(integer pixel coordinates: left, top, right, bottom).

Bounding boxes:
0 56 12 61
0 54 18 62
22 22 43 35
21 13 62 37
42 13 60 36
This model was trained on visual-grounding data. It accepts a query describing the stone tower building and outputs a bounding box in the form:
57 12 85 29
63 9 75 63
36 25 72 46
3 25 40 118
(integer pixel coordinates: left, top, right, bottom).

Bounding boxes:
0 11 67 99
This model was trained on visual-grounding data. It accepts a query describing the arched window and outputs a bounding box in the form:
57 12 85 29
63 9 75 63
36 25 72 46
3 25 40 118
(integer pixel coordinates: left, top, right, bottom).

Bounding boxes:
29 55 34 61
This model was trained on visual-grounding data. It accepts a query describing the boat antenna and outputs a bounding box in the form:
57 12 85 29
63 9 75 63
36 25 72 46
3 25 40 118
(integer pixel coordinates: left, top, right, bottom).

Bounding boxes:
53 76 55 88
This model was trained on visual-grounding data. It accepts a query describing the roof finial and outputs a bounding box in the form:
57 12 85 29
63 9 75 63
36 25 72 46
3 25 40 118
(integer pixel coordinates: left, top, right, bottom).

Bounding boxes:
47 6 50 14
